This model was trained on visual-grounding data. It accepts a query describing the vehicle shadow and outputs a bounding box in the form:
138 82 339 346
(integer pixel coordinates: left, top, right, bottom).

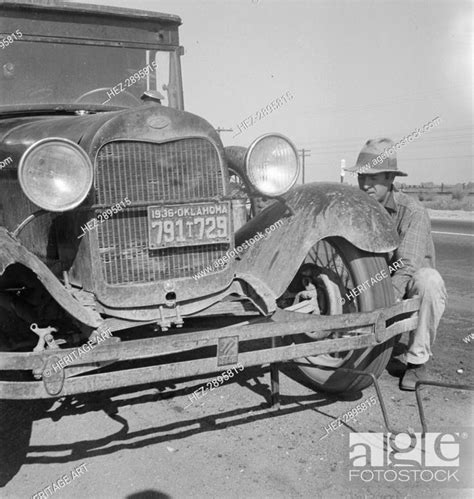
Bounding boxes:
0 364 351 475
0 399 53 487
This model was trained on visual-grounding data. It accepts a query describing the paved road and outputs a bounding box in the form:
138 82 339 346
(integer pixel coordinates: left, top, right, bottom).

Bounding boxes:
1 220 473 499
432 219 474 237
432 220 474 308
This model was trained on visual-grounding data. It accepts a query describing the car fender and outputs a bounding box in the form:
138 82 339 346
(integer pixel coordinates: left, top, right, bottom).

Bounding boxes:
233 182 398 300
0 228 101 327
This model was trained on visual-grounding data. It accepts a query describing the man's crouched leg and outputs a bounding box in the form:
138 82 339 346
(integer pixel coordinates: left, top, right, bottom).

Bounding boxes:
400 268 447 391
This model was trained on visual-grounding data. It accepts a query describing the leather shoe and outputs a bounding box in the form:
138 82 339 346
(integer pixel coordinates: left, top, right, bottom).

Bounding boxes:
400 363 428 391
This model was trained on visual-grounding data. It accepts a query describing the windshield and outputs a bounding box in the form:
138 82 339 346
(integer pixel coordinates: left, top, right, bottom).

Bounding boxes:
0 40 181 110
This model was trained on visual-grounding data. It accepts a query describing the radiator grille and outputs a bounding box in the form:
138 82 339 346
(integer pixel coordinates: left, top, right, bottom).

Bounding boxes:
95 139 229 285
96 139 224 204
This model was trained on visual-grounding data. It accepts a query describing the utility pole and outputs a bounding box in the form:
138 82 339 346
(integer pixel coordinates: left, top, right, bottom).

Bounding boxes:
298 149 311 184
216 127 234 135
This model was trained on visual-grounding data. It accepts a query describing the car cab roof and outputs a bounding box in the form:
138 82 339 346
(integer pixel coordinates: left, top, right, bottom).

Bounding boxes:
0 0 182 47
0 0 181 24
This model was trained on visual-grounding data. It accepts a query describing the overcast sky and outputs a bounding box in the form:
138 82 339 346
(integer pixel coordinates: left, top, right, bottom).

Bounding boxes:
77 0 472 185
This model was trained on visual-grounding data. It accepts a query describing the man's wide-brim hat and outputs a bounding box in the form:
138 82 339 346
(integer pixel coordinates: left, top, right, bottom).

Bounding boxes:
344 137 408 176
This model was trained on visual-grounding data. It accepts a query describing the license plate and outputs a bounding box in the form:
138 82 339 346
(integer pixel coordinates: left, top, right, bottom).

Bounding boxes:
147 202 232 250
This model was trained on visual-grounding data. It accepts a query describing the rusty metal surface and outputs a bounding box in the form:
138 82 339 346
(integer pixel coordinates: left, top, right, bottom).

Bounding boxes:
0 228 101 327
0 298 420 371
0 1 181 49
95 280 273 322
0 106 223 180
1 101 398 327
224 146 248 181
0 0 182 23
0 104 239 313
90 139 231 305
234 182 399 300
0 325 404 400
0 298 420 399
0 105 246 323
234 272 278 314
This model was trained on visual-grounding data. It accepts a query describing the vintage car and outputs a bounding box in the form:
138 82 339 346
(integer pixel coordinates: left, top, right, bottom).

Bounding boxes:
0 0 419 403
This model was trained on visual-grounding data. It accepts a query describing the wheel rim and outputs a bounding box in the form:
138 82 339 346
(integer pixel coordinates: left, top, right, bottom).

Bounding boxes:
283 239 360 368
281 237 395 393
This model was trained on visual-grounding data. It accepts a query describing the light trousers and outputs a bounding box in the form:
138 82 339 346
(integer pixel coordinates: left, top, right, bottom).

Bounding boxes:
403 268 447 365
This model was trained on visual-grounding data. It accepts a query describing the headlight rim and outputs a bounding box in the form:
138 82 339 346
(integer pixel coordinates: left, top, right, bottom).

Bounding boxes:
245 133 300 197
18 137 93 213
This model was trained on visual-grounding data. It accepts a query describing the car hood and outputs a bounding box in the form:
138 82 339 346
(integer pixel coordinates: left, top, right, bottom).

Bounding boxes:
0 104 222 164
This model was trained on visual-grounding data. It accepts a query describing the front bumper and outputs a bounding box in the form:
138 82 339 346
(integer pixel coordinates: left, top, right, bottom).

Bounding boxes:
0 298 420 400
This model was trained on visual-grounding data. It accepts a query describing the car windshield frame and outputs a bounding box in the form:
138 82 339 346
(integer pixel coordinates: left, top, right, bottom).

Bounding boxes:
0 38 184 112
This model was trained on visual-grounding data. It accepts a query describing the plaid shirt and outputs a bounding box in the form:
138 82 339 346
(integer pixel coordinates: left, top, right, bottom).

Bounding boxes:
383 188 435 300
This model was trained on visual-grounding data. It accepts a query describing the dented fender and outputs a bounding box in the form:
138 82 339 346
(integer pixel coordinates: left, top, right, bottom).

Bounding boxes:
233 182 398 300
0 228 101 328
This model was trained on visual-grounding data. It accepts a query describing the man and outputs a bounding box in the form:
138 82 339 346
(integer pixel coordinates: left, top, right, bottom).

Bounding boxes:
345 138 447 390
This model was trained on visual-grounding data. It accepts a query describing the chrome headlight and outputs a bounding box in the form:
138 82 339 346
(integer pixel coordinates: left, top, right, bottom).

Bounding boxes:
18 138 93 212
245 134 300 197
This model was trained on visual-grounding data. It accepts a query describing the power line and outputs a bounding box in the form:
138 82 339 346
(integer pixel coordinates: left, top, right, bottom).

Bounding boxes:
298 127 474 150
